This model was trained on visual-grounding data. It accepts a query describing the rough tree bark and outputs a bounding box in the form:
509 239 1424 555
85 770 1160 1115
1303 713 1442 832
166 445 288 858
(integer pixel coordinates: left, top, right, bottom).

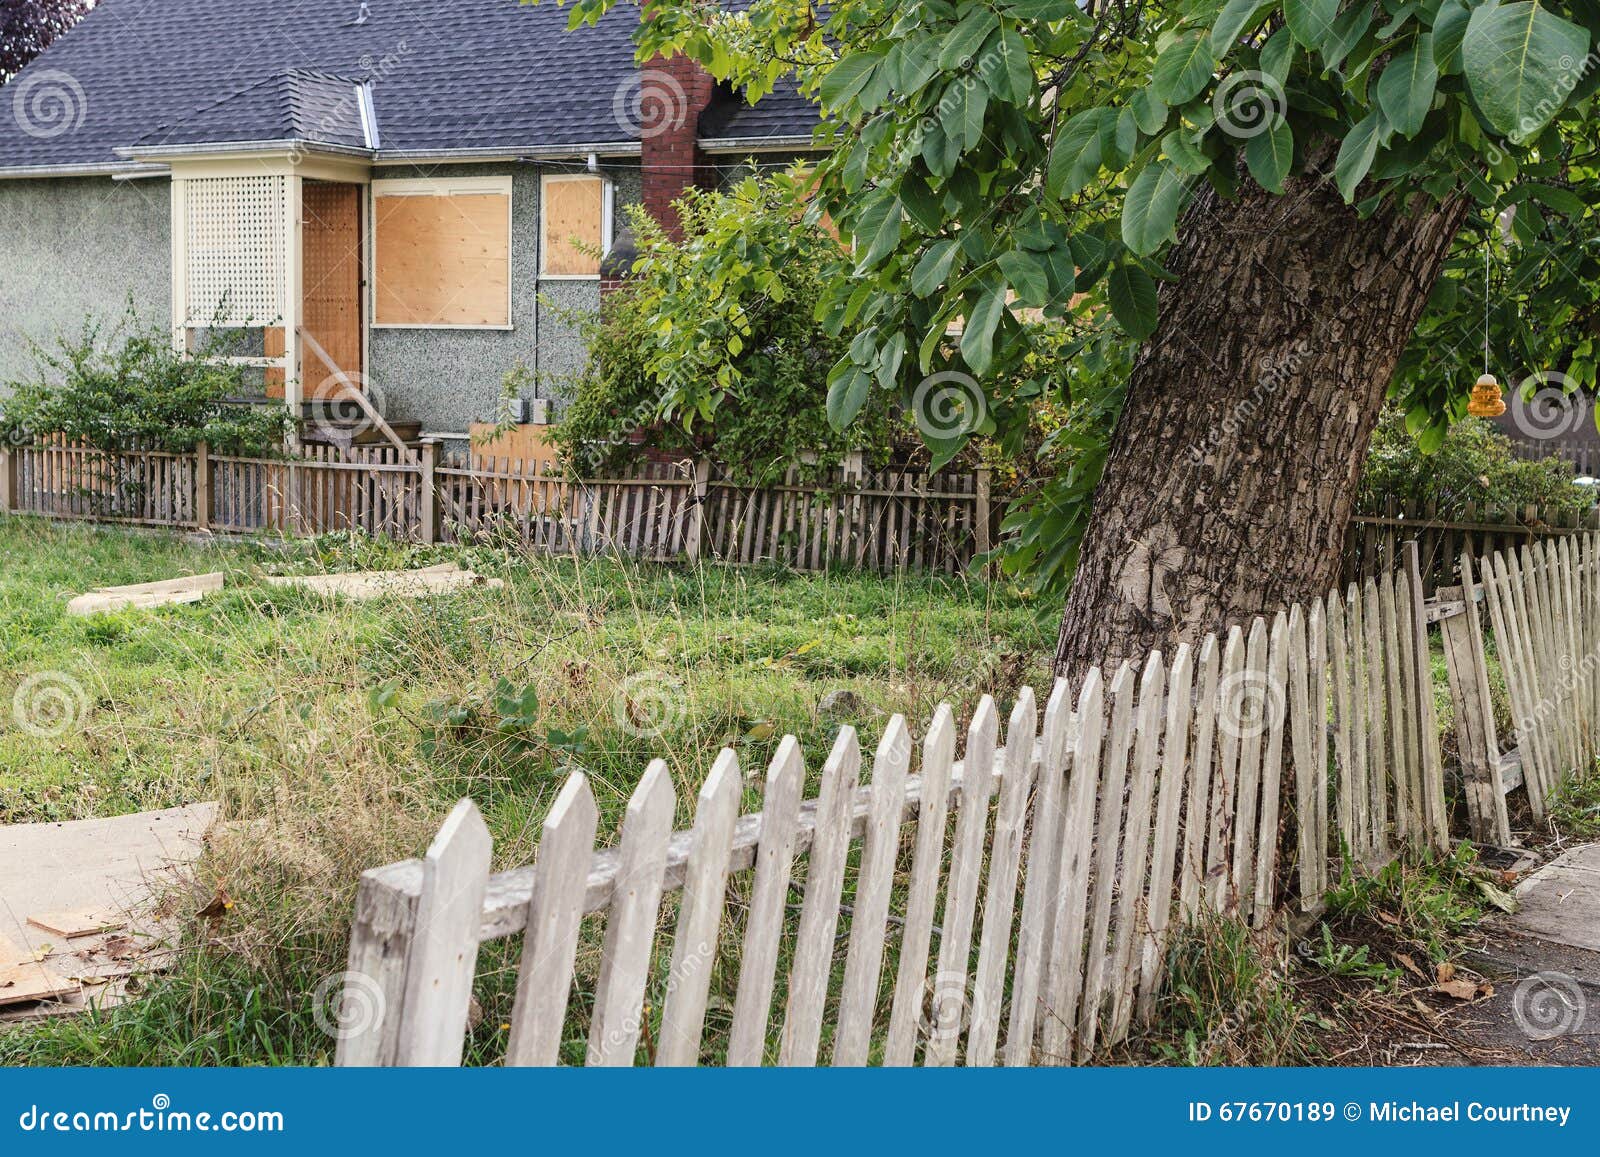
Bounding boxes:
1054 145 1470 680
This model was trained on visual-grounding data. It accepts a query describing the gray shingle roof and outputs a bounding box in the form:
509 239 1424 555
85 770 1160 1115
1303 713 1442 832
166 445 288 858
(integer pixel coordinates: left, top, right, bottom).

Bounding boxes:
136 69 372 151
0 0 819 173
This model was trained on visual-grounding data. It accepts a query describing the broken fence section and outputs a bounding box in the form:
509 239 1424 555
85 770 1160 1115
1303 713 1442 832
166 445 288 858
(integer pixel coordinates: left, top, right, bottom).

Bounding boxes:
337 533 1600 1067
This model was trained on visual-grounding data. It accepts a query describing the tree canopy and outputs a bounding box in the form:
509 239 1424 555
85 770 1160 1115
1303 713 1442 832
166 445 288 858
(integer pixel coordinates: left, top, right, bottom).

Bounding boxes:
550 0 1600 591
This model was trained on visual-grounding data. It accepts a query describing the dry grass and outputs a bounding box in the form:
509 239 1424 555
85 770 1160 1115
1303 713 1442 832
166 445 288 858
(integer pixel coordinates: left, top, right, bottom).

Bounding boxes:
0 515 1051 1064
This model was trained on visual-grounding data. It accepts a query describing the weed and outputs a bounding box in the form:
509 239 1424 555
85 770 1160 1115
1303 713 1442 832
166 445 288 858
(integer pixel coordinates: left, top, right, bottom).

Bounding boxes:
1133 912 1323 1066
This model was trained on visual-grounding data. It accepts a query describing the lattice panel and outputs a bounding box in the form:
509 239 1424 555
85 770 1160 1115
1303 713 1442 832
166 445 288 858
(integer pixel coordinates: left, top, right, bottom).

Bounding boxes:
183 176 287 325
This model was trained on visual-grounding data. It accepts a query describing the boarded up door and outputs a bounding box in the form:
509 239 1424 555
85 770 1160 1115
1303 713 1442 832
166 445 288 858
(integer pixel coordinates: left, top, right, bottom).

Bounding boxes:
301 182 363 399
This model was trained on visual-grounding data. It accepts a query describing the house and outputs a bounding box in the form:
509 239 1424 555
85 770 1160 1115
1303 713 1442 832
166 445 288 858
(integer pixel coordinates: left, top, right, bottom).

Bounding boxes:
0 0 816 450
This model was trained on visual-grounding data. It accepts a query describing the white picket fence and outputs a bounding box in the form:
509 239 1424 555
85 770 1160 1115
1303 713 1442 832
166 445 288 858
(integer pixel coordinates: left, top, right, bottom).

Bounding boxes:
336 535 1600 1067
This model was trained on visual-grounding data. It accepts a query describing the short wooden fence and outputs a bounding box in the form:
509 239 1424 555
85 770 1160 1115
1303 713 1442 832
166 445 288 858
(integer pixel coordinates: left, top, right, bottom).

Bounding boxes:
0 442 992 575
1345 497 1599 596
336 529 1600 1068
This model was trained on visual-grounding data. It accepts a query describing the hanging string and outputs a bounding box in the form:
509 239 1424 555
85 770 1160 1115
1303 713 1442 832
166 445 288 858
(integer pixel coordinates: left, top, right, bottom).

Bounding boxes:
1484 236 1491 377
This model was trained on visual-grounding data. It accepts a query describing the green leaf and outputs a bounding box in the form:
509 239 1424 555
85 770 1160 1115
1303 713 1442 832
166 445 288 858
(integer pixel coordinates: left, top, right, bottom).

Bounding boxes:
939 7 1001 71
820 53 881 111
998 249 1049 306
1121 161 1193 256
1002 0 1075 16
1334 111 1384 201
912 238 961 297
1162 128 1210 174
1152 31 1218 104
991 28 1034 103
941 76 990 152
961 281 1007 377
1284 0 1340 51
1462 1 1592 140
1376 35 1439 136
1245 120 1294 191
1131 86 1169 135
1322 3 1374 69
1047 108 1107 195
900 174 944 232
1107 263 1159 340
853 194 903 272
1211 0 1273 55
1112 106 1140 166
1260 26 1296 84
1432 0 1472 73
827 366 872 429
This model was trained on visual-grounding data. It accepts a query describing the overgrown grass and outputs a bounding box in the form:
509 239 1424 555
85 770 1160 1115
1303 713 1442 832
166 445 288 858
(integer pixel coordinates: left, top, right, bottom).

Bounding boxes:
1545 772 1600 841
1125 913 1324 1066
0 515 1052 1064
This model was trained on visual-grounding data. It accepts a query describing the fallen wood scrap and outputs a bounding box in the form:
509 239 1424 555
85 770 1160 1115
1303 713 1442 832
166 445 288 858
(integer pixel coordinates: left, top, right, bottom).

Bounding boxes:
264 562 505 601
0 934 78 1009
27 909 127 939
67 572 224 616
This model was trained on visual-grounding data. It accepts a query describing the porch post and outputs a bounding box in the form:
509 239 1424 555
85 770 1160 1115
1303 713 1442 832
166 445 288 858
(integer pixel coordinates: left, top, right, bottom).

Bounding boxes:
170 177 188 355
283 173 304 447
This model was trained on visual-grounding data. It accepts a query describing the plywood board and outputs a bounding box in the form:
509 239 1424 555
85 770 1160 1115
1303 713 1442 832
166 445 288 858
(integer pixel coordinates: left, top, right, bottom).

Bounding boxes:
468 423 560 474
374 192 509 326
542 178 603 277
67 572 224 616
302 182 363 396
27 910 128 939
265 563 504 601
0 960 78 1008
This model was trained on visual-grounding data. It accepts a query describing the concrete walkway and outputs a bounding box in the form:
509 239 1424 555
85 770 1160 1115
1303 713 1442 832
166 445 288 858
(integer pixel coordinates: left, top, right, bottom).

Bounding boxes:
1463 843 1600 1063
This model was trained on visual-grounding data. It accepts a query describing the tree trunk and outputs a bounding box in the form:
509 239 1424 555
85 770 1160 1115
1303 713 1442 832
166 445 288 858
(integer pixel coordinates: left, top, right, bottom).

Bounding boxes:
1054 148 1469 680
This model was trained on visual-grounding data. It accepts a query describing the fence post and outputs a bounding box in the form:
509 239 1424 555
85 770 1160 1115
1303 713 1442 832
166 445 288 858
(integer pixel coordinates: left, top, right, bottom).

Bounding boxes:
418 439 438 544
194 441 211 531
685 456 710 563
1405 541 1451 852
1436 579 1511 846
0 446 14 514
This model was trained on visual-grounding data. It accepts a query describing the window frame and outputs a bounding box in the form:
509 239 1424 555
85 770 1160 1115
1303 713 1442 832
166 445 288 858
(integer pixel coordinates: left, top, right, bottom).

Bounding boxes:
369 175 515 331
538 172 613 281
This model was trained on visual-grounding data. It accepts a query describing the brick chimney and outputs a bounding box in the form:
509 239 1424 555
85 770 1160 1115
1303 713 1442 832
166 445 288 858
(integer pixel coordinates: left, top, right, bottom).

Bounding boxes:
638 54 716 240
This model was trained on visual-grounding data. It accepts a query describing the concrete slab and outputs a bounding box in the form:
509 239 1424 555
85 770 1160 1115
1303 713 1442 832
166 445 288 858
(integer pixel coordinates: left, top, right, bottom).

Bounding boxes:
0 803 215 960
1510 843 1600 953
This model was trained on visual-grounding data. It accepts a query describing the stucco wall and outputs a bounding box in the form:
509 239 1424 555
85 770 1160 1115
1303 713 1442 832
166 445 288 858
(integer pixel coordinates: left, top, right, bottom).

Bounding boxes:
369 162 642 434
0 176 171 391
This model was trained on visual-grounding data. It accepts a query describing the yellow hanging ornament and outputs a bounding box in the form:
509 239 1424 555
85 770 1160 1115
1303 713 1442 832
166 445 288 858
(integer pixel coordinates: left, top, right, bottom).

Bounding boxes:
1467 372 1505 418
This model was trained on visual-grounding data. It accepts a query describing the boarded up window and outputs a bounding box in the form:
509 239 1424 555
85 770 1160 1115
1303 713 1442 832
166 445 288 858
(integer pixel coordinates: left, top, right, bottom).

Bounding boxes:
541 176 607 277
373 181 511 326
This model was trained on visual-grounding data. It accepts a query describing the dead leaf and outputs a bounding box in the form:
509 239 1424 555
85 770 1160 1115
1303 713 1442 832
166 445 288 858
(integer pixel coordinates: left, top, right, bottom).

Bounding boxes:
1376 909 1401 926
1435 961 1457 984
196 888 234 922
1436 978 1478 1000
1476 879 1517 913
1394 953 1427 981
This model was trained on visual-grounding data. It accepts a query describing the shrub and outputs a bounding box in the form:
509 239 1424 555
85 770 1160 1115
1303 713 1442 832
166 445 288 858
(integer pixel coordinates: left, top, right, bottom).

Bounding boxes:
1359 408 1593 519
1 308 289 456
550 175 904 484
